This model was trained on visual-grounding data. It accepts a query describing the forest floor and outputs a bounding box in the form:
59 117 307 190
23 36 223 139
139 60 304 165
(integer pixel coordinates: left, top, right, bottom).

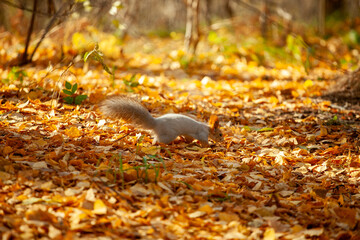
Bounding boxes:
1 21 360 240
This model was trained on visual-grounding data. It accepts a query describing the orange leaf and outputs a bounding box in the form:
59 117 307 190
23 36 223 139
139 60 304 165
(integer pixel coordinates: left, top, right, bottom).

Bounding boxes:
64 127 81 138
3 146 13 155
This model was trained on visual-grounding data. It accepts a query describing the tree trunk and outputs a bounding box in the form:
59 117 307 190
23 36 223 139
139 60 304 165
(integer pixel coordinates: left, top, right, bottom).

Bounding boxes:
21 0 38 65
260 0 269 39
318 0 326 35
185 0 200 54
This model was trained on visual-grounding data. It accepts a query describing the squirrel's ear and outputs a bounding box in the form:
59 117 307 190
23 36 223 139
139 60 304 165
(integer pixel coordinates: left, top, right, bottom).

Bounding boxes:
209 115 219 130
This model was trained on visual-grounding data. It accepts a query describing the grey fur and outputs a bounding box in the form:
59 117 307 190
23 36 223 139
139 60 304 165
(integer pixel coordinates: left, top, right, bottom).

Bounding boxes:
99 96 157 129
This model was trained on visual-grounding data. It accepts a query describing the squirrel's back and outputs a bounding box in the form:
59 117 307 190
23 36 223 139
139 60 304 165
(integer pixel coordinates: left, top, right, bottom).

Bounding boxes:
99 96 156 129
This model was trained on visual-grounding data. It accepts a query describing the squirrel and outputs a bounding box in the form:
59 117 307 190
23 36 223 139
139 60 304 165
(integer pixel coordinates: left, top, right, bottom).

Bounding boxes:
99 95 223 146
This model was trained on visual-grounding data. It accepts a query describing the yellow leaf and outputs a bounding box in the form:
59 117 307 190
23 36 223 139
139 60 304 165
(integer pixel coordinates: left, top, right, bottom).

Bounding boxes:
97 162 110 171
304 79 313 88
303 98 312 105
146 89 160 98
199 204 213 214
64 127 81 138
17 123 27 131
291 90 299 98
263 227 276 240
99 35 122 59
93 199 107 215
17 194 28 201
160 195 169 205
248 61 258 67
291 224 303 233
269 96 279 104
344 53 352 62
46 124 58 132
72 32 89 50
149 56 162 64
141 146 160 155
221 65 238 75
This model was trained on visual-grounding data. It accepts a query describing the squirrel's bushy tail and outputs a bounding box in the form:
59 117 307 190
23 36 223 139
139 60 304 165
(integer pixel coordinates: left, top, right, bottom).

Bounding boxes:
99 96 157 130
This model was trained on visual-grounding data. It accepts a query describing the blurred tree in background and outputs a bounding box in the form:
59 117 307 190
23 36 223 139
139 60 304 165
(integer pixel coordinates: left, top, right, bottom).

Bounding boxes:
2 0 360 41
1 0 360 75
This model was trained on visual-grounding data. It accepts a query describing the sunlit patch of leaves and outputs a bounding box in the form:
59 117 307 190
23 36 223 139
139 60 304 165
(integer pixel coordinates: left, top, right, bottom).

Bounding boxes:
1 18 360 240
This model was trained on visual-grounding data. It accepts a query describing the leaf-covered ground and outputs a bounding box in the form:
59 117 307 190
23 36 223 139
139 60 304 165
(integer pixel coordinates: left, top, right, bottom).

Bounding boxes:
1 25 360 239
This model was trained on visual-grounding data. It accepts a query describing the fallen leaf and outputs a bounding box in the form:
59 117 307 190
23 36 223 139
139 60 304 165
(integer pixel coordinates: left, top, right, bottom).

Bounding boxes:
93 199 107 215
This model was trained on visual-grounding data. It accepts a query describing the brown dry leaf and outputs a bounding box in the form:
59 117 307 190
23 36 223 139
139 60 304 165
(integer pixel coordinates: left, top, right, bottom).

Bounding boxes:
0 171 11 181
334 207 357 229
218 212 240 223
26 210 57 224
3 146 13 155
130 183 152 196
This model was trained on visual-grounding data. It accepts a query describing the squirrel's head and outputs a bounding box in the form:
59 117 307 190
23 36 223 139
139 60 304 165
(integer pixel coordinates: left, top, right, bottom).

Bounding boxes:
208 115 223 142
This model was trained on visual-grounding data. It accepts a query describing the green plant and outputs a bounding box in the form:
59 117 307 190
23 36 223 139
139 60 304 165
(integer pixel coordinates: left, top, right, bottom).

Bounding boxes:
135 135 145 154
286 35 303 61
207 30 237 56
304 47 315 74
83 44 113 75
286 34 314 72
242 126 274 132
102 153 166 185
141 155 165 183
208 193 231 202
208 30 228 45
123 74 139 92
111 66 117 88
84 44 127 89
151 163 160 184
2 67 28 84
178 180 194 190
63 81 88 105
325 115 341 126
142 156 151 183
116 153 125 189
178 55 194 69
